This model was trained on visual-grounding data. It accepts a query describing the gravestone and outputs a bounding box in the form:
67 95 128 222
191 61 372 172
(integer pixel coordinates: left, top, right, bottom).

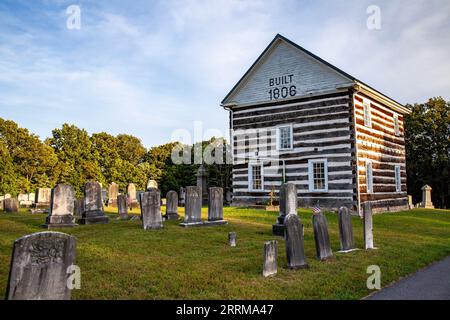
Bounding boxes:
1 194 11 211
363 202 375 249
179 186 203 227
18 194 31 207
225 188 232 206
78 181 109 225
204 187 228 226
117 194 130 220
34 188 51 208
6 231 76 300
196 164 208 205
73 198 84 218
338 207 356 252
262 240 277 277
408 195 413 210
228 232 236 247
43 184 77 229
140 189 163 230
107 182 119 207
284 213 308 269
179 187 186 207
101 189 107 205
273 183 298 236
420 185 434 209
146 179 158 190
127 183 139 209
164 190 179 220
312 213 333 260
4 198 19 212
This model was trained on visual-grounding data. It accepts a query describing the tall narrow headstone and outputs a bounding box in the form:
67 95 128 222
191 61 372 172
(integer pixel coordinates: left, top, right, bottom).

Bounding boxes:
179 187 186 207
273 183 298 236
338 207 355 252
420 185 434 208
204 187 228 226
284 213 308 269
34 188 51 209
363 202 375 249
6 231 76 300
262 240 277 277
107 182 119 207
140 189 163 230
73 198 83 218
43 184 77 229
228 232 236 247
164 190 179 220
312 213 333 260
127 183 139 209
4 198 19 213
78 181 109 225
117 194 129 220
196 164 208 205
179 186 202 227
408 195 413 210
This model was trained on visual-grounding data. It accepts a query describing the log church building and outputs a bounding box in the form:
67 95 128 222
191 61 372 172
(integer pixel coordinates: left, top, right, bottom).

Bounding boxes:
221 34 410 214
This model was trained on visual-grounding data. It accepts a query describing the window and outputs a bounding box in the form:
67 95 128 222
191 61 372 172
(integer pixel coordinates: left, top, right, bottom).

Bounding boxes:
363 100 372 127
394 114 400 136
395 165 401 192
249 163 264 191
366 161 373 193
277 125 293 150
308 159 328 192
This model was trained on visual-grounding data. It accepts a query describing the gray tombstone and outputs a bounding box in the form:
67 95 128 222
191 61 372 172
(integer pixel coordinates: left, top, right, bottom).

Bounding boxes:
228 232 236 247
204 187 228 226
179 186 203 227
312 213 333 261
117 194 129 220
284 213 308 269
363 202 375 249
127 183 139 209
338 207 355 252
6 231 76 300
4 198 19 213
262 240 277 277
164 190 179 220
78 181 109 225
179 187 186 207
34 188 51 208
140 189 163 230
273 183 298 236
196 164 208 205
73 198 84 218
43 184 77 229
107 182 119 207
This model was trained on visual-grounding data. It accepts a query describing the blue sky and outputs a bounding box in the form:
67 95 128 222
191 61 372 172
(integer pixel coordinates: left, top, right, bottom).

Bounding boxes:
0 0 449 148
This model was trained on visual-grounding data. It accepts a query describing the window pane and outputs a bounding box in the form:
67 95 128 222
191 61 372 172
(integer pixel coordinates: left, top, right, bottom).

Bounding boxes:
279 126 291 149
313 162 325 190
252 165 262 190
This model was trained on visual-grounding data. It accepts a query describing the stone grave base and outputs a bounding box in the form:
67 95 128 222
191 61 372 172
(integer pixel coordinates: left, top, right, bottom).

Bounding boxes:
78 211 109 225
203 220 228 226
30 208 49 214
337 248 360 254
179 221 205 228
129 201 140 209
179 220 228 227
107 201 117 208
43 215 78 229
34 202 50 209
163 213 179 221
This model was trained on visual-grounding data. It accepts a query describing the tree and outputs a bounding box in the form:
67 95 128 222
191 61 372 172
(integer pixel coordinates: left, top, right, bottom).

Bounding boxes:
116 134 146 165
0 139 19 195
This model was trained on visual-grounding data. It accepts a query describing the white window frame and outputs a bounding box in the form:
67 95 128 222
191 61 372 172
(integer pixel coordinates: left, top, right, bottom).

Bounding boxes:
395 165 401 192
248 162 264 192
363 99 372 128
366 160 373 193
394 114 400 136
276 124 293 151
308 159 328 193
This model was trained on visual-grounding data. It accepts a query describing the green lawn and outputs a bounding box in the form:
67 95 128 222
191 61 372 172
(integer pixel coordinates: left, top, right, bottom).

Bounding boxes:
0 206 449 299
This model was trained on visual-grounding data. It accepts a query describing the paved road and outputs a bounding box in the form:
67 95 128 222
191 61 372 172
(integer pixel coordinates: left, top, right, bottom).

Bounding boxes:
366 256 450 300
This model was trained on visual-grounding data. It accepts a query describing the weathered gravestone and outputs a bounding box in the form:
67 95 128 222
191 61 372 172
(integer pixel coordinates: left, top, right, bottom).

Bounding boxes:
179 186 203 227
18 194 31 207
117 194 130 220
6 231 76 300
78 181 109 225
43 184 77 229
196 164 208 205
0 194 11 211
164 190 179 220
284 213 308 269
338 207 356 252
107 182 119 207
179 187 186 207
146 179 158 190
420 185 434 209
73 198 84 218
34 188 51 208
204 187 228 226
262 240 277 277
140 189 163 230
312 213 333 260
363 202 375 249
228 232 236 247
4 198 19 213
408 195 414 210
273 183 298 236
127 183 139 209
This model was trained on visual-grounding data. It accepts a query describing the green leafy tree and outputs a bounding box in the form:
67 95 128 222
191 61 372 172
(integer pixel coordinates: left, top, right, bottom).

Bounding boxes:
0 139 19 195
116 134 146 165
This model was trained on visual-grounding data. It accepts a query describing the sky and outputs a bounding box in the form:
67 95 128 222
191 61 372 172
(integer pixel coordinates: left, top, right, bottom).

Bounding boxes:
0 0 449 148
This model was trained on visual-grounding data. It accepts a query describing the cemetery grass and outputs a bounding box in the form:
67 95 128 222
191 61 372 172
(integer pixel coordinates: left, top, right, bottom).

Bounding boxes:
0 207 450 299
